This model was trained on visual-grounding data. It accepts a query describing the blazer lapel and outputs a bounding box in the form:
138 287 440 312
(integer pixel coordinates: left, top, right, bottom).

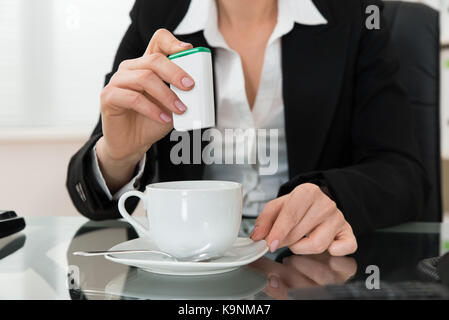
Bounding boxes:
282 21 351 178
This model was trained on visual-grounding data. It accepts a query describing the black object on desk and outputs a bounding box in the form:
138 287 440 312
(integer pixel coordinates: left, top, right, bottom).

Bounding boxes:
0 210 26 238
417 253 449 287
323 281 449 300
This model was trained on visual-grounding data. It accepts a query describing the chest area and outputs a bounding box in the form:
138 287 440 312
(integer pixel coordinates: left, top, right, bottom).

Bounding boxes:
213 39 285 130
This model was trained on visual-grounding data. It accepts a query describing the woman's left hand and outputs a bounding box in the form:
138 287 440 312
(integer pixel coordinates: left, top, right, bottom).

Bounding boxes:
250 183 358 256
249 254 357 300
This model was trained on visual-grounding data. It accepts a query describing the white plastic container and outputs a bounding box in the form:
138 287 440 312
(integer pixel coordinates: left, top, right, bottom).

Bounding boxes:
169 47 215 131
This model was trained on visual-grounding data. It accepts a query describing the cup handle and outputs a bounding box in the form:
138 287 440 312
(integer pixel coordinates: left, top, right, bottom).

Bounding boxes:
118 190 148 235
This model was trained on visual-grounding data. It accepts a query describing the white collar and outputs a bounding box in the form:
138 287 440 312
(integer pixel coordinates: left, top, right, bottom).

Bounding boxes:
174 0 328 38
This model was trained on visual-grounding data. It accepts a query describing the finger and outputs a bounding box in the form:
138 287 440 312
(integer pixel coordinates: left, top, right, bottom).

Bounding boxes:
248 257 283 274
250 196 286 241
146 28 193 55
328 223 358 256
279 268 317 289
101 86 172 125
282 198 340 248
263 273 290 300
288 212 345 255
265 185 319 252
110 70 187 115
281 256 324 287
328 256 358 281
119 54 195 91
247 258 291 300
270 258 318 289
249 257 316 292
283 255 340 286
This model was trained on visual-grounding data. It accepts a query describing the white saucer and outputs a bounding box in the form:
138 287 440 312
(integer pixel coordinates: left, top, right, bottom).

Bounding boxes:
105 237 268 276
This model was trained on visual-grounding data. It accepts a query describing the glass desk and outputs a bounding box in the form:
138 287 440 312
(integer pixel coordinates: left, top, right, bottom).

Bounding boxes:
0 217 448 300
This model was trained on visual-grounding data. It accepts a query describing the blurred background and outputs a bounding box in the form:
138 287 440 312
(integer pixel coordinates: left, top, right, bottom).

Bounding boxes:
0 0 447 220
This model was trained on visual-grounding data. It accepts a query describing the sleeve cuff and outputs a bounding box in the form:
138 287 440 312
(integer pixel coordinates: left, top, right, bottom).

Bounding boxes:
278 172 336 202
91 142 147 201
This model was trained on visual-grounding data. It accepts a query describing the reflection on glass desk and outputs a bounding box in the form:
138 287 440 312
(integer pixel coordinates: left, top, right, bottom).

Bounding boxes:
0 217 448 300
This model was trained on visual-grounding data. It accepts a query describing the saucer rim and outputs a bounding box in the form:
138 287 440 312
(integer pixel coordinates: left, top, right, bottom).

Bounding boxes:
141 266 240 276
105 237 268 268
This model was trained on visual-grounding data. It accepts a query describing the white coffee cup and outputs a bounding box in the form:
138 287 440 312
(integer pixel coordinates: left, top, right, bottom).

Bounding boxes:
118 180 242 259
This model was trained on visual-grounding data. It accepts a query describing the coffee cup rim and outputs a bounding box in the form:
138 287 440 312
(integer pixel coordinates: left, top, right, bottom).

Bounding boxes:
145 180 242 192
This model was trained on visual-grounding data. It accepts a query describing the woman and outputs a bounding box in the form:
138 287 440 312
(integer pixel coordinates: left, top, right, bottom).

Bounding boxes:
67 0 429 256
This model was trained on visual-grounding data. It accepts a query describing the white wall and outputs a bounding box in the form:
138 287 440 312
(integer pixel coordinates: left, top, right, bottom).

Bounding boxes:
0 0 134 128
0 131 145 217
0 137 84 216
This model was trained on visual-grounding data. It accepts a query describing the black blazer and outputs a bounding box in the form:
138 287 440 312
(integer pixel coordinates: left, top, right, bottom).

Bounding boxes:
66 0 430 235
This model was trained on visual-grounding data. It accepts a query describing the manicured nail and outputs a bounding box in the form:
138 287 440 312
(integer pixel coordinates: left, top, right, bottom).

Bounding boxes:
269 240 279 253
174 100 187 112
250 226 258 239
160 113 172 123
179 42 192 47
181 77 194 88
269 275 279 289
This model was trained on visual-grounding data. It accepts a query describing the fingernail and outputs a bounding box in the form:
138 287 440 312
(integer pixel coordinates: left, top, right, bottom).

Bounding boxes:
269 276 279 289
250 226 258 239
160 113 172 123
174 100 187 112
179 42 192 47
181 77 194 88
269 239 279 253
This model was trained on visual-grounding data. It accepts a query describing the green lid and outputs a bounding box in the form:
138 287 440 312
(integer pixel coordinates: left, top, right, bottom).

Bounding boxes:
168 47 211 60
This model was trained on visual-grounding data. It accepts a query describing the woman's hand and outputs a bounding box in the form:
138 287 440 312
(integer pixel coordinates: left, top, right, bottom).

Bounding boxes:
97 29 194 193
251 183 357 256
249 254 357 300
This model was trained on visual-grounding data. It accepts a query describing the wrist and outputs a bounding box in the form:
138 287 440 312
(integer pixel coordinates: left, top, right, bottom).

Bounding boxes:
95 137 146 194
96 137 145 168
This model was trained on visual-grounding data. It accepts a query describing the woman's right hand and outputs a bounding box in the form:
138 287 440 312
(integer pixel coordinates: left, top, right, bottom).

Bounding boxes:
96 29 195 193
